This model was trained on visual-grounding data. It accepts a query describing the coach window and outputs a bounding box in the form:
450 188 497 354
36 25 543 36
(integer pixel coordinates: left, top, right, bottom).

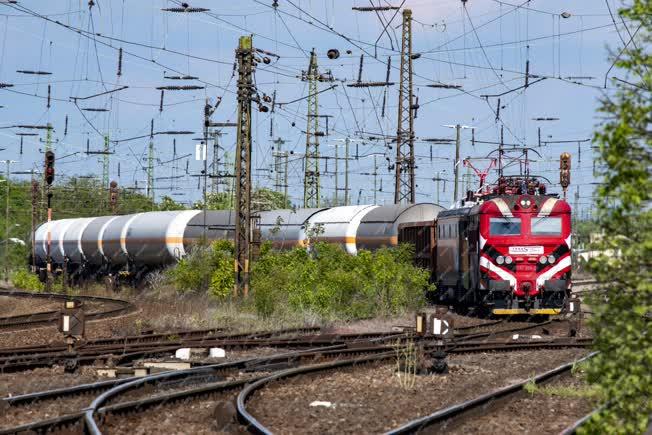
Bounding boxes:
531 216 562 235
489 217 521 235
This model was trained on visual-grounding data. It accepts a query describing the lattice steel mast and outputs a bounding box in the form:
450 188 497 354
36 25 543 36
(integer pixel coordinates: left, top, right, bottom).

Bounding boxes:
303 49 321 208
146 119 155 202
234 35 254 298
102 135 110 190
394 8 415 204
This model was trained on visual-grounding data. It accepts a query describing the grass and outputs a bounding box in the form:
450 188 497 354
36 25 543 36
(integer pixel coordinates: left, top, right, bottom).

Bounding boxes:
524 370 605 402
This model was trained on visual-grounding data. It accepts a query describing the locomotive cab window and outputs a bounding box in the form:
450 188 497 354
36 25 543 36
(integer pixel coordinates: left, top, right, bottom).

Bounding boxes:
531 216 562 235
489 217 521 235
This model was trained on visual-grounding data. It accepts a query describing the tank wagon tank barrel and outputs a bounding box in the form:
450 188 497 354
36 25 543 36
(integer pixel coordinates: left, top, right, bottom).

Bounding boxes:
32 203 444 287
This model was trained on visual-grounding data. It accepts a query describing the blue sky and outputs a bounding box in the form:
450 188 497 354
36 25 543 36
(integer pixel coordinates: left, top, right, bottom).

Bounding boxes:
0 1 629 214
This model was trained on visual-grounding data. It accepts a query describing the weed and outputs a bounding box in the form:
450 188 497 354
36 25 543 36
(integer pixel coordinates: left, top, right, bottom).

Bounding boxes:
394 338 418 390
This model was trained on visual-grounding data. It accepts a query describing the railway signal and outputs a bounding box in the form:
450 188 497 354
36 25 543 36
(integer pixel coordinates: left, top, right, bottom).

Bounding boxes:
565 297 581 337
109 180 119 213
44 150 55 186
43 151 55 292
560 152 571 199
59 299 85 357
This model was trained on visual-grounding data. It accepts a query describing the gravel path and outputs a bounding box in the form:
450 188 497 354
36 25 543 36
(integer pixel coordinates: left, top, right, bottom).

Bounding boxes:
247 348 590 434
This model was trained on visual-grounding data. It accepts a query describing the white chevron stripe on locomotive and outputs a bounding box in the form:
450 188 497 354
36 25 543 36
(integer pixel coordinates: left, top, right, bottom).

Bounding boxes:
538 198 558 217
491 198 513 217
536 255 571 289
479 256 517 289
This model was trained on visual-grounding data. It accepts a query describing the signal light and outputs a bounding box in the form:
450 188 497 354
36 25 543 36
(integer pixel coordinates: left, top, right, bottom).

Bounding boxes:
560 152 571 188
109 180 119 209
44 150 55 186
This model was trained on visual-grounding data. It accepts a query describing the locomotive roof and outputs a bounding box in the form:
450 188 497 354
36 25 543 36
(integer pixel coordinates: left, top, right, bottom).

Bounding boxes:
438 194 571 219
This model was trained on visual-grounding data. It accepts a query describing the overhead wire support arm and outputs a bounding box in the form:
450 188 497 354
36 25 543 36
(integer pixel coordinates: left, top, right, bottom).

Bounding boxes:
352 6 400 11
480 78 546 98
70 86 129 101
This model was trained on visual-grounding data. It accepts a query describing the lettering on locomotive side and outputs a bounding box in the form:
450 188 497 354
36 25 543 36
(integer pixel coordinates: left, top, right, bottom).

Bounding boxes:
508 245 544 255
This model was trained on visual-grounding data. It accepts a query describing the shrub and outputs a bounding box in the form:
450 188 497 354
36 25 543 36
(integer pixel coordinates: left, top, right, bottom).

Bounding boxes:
250 242 432 320
166 240 234 298
11 269 44 292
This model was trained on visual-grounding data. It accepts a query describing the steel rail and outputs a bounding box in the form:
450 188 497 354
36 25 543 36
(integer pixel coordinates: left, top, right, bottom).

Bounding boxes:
235 345 596 434
1 339 593 433
237 352 394 435
559 404 606 435
0 289 134 330
384 352 598 434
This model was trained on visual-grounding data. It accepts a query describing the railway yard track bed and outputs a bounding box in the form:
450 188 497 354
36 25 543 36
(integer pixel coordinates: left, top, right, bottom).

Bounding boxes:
446 372 598 435
244 348 590 434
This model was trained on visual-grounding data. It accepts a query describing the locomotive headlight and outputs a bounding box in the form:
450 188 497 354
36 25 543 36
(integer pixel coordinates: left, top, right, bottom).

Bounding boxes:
548 255 556 264
496 256 505 265
539 255 548 264
505 256 513 264
520 198 532 208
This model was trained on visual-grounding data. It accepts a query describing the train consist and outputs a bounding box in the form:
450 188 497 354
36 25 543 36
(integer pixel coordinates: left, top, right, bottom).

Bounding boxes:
33 177 572 315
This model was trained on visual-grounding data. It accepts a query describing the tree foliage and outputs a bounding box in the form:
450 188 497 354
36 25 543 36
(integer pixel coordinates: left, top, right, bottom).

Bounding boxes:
0 176 159 275
583 1 652 432
158 195 187 211
251 242 432 319
193 188 291 211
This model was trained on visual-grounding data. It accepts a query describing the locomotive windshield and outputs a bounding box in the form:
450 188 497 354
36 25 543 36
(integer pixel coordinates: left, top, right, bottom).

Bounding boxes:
489 217 521 235
531 216 562 235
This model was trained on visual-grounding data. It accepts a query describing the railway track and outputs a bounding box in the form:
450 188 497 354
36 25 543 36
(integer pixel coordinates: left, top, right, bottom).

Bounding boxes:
0 315 585 373
0 289 134 331
1 336 592 434
385 352 597 434
236 345 595 434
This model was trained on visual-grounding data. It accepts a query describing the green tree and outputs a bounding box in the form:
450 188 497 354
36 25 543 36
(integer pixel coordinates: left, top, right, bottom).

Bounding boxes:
193 188 291 211
158 195 187 211
252 188 291 211
584 1 652 432
0 176 158 275
193 192 233 210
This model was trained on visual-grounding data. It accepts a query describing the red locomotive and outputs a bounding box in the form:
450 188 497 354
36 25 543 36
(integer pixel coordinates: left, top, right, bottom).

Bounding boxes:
433 175 572 315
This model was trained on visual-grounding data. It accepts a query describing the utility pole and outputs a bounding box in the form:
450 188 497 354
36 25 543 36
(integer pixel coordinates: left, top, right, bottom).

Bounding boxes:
102 134 110 190
344 138 350 205
454 125 461 202
31 178 39 272
211 130 223 194
373 154 379 204
272 137 287 195
443 123 473 204
332 138 362 205
202 99 211 242
40 123 53 220
283 151 289 203
573 185 580 223
147 119 155 203
395 8 416 204
1 160 16 281
234 35 254 298
303 49 322 208
334 144 339 205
